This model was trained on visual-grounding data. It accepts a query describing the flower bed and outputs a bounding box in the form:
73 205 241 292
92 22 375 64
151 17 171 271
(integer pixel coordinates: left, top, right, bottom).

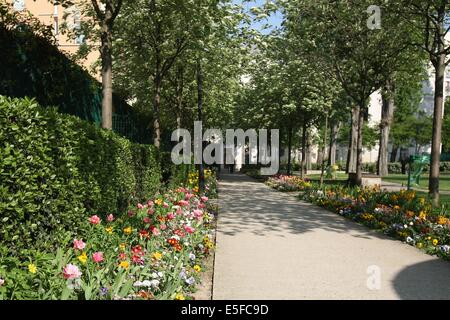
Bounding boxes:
302 185 450 260
0 188 215 300
187 169 218 199
266 175 312 192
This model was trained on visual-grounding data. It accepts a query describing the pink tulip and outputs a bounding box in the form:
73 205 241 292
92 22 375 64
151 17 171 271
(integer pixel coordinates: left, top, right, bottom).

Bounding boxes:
160 224 167 231
198 203 206 209
163 202 169 208
128 210 135 217
89 215 101 225
193 210 203 219
201 196 209 202
73 239 86 250
151 228 161 236
176 208 183 215
63 264 82 279
92 252 104 263
143 217 151 224
147 208 155 215
147 200 154 207
184 225 195 234
107 214 114 222
185 193 195 200
167 212 175 220
137 203 145 209
179 200 189 207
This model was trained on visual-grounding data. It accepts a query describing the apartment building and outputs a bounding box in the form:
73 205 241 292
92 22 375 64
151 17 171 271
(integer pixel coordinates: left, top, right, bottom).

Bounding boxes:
10 0 99 79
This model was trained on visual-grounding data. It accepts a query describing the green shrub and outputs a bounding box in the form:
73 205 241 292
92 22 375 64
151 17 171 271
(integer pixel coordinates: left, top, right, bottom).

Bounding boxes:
0 96 161 255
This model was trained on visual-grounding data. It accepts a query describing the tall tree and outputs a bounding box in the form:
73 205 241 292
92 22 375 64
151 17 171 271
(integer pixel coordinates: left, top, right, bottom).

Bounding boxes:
400 1 450 205
90 0 122 129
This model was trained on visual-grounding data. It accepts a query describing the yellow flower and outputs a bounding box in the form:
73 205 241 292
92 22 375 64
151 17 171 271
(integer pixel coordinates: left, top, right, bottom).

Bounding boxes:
175 292 185 300
155 199 163 206
193 265 202 272
433 239 439 246
437 216 448 225
119 243 126 251
427 236 432 240
393 205 400 210
123 227 132 235
419 211 427 220
417 242 424 249
78 252 88 264
105 226 113 234
419 197 425 205
152 252 163 261
119 261 129 270
28 264 37 274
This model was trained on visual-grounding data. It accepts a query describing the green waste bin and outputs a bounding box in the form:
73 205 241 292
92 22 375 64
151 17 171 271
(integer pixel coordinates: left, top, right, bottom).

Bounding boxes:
407 154 431 190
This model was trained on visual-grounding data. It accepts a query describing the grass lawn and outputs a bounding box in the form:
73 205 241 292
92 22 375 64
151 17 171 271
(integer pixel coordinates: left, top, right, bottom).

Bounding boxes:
383 174 450 191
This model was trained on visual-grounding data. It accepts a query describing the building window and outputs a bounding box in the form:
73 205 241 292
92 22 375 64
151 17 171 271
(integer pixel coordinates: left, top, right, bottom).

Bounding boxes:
73 9 85 44
53 17 59 35
13 0 25 11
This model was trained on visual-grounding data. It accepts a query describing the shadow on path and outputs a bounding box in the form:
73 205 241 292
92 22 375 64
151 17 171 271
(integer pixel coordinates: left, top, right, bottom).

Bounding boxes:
218 173 388 240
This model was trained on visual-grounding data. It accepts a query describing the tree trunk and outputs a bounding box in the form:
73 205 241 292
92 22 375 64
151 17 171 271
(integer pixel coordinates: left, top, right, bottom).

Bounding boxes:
100 23 113 129
377 79 395 177
320 115 329 186
197 59 205 194
328 120 341 166
287 125 293 175
390 146 398 163
350 106 365 186
301 118 308 178
429 52 445 206
153 74 162 149
306 133 312 171
400 147 409 174
175 64 184 129
347 106 359 173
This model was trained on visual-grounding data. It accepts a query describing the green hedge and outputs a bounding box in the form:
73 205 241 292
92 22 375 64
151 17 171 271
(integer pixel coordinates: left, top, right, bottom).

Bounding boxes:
0 96 161 255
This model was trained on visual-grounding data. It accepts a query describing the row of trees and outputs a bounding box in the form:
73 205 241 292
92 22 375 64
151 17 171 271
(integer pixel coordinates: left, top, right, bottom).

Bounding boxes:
233 0 449 205
52 1 450 204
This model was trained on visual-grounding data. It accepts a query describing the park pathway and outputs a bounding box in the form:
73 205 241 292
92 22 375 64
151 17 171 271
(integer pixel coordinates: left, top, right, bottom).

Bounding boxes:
212 173 450 300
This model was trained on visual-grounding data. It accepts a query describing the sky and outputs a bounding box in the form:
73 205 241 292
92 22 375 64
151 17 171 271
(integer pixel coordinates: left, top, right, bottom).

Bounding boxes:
233 0 283 34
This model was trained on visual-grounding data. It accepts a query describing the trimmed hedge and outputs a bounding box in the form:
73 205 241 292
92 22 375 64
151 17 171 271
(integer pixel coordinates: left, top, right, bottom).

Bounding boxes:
0 96 161 255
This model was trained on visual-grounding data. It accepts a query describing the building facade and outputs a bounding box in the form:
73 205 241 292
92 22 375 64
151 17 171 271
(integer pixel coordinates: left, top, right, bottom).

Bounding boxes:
10 0 99 79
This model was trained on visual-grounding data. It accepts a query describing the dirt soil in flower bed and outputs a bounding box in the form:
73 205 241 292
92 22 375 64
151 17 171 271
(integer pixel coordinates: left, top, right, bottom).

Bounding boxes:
193 199 218 300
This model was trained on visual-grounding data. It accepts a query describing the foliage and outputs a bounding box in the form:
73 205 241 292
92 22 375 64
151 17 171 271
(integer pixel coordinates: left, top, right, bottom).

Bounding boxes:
0 96 161 255
0 189 215 300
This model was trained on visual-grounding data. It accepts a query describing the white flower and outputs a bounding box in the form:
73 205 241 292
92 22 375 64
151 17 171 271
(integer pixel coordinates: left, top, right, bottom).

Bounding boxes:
133 281 143 287
141 280 152 287
409 222 414 226
185 277 195 285
403 224 408 229
150 279 160 287
189 253 196 261
157 271 164 278
406 237 414 244
0 278 5 286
